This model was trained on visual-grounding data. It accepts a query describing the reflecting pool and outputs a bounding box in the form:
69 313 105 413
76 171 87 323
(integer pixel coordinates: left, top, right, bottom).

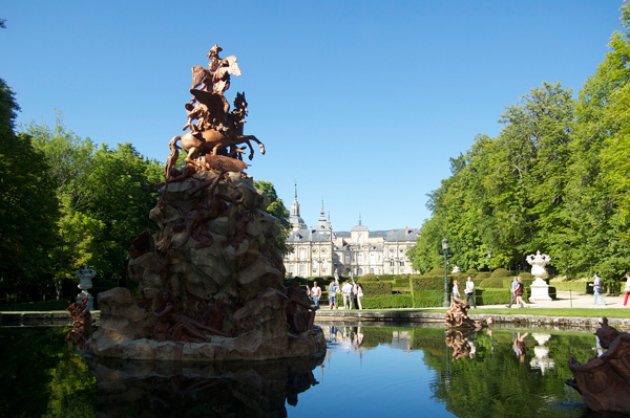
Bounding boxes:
0 323 614 417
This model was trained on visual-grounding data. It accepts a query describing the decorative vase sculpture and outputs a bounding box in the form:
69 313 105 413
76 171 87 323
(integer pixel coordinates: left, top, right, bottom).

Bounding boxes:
75 266 96 310
526 250 552 301
87 44 325 361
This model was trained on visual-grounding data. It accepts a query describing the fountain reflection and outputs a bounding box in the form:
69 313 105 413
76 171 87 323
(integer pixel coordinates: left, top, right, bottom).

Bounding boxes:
445 329 477 360
88 352 324 417
530 333 555 375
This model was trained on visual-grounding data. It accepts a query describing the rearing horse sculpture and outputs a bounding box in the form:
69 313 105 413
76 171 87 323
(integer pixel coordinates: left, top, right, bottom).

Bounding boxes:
170 129 265 163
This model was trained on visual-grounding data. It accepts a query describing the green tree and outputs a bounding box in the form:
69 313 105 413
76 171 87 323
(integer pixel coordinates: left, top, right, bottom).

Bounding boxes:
254 180 290 254
74 143 162 282
564 4 630 277
0 79 59 299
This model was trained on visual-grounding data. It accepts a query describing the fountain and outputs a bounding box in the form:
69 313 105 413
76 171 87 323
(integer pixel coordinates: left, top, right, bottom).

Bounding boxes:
567 318 630 414
87 44 325 361
526 250 552 302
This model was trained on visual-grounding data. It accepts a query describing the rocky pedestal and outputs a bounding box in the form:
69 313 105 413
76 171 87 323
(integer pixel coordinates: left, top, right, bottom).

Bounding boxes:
87 171 325 361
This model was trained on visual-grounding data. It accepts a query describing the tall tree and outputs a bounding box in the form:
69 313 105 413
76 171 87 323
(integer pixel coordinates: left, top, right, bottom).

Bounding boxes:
0 79 59 299
254 180 290 254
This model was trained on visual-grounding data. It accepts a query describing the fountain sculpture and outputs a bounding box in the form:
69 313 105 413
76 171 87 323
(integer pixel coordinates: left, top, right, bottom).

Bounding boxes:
567 318 630 414
526 250 552 301
87 44 325 361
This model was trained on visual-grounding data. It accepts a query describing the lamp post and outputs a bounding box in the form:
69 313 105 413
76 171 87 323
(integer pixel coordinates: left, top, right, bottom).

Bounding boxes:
442 238 450 307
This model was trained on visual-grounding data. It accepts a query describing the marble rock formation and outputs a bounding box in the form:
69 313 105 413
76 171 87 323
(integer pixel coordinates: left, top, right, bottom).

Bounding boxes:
566 319 630 414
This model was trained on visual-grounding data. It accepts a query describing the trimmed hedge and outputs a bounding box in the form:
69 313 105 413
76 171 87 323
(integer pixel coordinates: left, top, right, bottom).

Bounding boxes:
411 277 449 291
478 276 506 288
412 290 445 308
0 300 69 311
475 288 511 305
359 282 393 296
362 294 412 309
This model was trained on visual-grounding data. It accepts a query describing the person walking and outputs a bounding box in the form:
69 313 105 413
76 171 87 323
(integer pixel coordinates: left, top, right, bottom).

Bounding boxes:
464 276 477 308
591 274 607 305
341 280 353 309
506 276 519 308
513 275 526 308
310 281 322 308
328 281 339 309
623 272 630 307
452 279 461 301
356 283 364 310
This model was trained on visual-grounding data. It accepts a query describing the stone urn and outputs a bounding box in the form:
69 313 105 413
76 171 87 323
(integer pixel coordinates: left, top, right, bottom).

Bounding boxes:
526 251 552 302
75 266 96 310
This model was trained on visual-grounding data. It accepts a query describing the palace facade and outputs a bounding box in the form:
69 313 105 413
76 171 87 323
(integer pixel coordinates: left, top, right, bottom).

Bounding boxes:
284 188 419 278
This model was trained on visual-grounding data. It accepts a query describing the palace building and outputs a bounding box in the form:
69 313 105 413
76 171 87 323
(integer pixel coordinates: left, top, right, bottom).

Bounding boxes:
284 187 419 278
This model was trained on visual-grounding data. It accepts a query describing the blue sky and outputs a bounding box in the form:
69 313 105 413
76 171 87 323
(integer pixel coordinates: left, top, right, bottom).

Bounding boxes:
1 1 624 231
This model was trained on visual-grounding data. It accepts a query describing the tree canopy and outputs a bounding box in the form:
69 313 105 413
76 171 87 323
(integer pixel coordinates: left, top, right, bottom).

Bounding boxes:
411 4 630 280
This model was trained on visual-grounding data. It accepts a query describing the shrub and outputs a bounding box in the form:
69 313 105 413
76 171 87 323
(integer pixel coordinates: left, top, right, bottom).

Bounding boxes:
362 294 412 309
412 290 445 308
411 277 448 291
479 277 507 288
490 268 510 278
360 282 393 296
0 300 69 311
475 288 511 305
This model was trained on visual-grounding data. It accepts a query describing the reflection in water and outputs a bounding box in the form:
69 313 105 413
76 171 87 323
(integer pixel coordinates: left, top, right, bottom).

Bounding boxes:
0 325 613 417
88 353 324 418
445 330 477 360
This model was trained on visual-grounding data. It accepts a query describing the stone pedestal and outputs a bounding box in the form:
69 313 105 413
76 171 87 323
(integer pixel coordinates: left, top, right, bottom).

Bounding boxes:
529 279 552 302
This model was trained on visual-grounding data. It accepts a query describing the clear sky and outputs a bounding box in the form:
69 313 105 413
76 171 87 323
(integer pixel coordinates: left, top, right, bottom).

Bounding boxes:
1 1 624 231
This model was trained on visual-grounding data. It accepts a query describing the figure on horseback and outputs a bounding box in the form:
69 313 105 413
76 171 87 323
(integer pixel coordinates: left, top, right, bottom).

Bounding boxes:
165 44 265 180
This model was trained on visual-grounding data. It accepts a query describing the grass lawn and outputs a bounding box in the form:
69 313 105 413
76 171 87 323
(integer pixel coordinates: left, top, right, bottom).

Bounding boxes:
421 307 630 318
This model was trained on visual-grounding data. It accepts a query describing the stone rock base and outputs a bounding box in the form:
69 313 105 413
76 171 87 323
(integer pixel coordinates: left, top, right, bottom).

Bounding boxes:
88 326 326 362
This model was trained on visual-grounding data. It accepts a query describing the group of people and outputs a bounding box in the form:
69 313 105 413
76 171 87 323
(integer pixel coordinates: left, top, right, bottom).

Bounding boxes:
592 271 630 306
451 274 527 308
305 280 364 310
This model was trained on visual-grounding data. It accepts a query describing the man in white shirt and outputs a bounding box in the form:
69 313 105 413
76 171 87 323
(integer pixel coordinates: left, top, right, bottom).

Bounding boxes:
464 276 477 308
341 281 353 310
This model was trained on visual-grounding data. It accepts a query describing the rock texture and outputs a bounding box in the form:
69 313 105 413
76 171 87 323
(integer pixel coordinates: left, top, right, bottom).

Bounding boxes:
88 171 325 361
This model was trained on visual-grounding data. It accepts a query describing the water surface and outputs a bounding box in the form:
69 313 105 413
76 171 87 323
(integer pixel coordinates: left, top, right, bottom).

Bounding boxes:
0 323 608 417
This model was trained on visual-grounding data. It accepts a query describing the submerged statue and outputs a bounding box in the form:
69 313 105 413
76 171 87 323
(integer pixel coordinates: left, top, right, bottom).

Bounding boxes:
87 44 325 361
566 318 630 414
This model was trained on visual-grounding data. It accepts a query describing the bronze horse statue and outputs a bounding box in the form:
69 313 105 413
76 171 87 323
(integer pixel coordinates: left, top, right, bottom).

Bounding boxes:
170 129 265 163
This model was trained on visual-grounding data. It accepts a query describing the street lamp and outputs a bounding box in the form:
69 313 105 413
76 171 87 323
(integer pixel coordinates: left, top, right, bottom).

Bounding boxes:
442 238 450 307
